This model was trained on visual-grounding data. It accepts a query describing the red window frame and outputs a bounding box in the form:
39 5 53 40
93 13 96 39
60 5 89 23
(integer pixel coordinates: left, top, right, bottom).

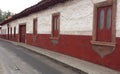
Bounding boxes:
51 12 60 39
91 0 117 47
33 18 37 35
97 6 112 42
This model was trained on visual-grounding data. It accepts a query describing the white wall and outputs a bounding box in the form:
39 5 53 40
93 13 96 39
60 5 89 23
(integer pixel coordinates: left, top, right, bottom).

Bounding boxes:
33 0 105 35
1 0 120 37
1 24 7 34
37 0 95 35
116 0 120 37
9 21 17 34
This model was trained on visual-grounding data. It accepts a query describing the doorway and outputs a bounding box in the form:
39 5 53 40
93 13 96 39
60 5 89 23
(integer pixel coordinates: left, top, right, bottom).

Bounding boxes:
19 25 26 43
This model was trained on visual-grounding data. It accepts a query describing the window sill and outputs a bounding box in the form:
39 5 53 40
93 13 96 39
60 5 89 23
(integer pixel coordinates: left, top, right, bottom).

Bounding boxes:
50 37 59 45
91 41 116 57
32 35 38 41
91 41 116 47
50 37 59 40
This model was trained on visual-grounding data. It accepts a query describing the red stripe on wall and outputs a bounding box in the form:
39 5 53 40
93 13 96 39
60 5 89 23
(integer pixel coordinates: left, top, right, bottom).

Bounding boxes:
1 34 120 71
26 34 120 71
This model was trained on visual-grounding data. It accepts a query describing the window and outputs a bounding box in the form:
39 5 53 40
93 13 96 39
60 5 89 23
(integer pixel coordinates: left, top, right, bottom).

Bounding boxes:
33 18 37 35
91 0 117 46
106 8 112 30
14 27 16 38
51 12 60 39
10 27 12 39
99 9 104 30
98 7 112 31
91 0 117 57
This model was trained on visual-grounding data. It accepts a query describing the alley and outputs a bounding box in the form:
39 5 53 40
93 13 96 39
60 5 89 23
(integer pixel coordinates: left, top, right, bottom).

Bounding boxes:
0 39 79 74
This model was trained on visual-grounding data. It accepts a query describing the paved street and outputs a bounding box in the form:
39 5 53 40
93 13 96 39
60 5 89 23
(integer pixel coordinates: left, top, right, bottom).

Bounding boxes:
0 39 79 74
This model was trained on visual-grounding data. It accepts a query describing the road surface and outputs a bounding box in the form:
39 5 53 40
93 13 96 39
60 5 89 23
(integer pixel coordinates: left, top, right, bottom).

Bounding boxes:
0 39 80 74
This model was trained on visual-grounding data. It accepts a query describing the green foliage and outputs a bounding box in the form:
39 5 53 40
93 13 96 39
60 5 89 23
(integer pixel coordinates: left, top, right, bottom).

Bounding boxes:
0 9 13 23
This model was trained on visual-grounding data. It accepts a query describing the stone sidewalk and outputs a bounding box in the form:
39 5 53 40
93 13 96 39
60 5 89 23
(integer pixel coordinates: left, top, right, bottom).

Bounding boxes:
2 39 120 74
0 62 4 74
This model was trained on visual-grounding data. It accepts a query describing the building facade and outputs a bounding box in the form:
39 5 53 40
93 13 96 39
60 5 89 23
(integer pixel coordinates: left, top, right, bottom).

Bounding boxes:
0 0 120 71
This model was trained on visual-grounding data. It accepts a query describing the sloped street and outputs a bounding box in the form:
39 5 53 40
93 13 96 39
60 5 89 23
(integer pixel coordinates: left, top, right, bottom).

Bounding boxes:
0 39 79 74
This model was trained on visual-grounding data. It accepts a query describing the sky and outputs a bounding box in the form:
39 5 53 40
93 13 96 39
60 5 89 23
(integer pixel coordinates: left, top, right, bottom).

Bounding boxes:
0 0 41 13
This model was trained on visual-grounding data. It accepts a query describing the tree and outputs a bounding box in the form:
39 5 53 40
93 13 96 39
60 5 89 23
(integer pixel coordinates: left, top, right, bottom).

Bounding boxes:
0 9 3 22
0 9 13 23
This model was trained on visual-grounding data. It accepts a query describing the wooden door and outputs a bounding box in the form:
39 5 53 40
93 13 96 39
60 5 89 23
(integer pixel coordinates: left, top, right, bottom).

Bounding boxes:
97 6 112 42
19 25 26 43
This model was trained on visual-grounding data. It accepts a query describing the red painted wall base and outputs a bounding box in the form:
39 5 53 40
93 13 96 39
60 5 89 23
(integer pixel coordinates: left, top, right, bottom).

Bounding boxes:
1 34 120 71
26 34 120 71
